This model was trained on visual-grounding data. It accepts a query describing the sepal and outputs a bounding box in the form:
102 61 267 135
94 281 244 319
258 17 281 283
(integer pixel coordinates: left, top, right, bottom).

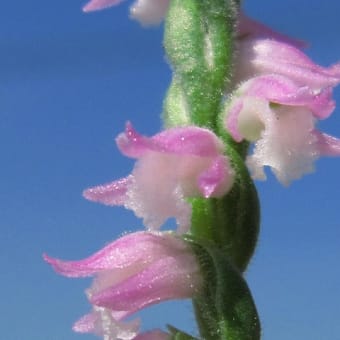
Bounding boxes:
184 236 260 340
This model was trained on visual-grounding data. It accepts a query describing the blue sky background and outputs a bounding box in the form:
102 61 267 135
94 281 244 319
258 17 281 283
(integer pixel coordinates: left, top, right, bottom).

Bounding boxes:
1 1 339 339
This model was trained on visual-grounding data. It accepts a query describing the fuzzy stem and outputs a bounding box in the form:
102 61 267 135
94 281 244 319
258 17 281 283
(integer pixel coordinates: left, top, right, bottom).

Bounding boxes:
163 0 261 338
164 0 236 130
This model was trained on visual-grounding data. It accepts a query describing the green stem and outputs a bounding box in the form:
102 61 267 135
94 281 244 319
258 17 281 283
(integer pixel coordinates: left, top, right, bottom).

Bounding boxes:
163 1 261 338
164 0 237 130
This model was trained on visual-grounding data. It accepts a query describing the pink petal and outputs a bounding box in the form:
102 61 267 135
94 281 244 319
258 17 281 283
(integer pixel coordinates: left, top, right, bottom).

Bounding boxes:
152 126 223 157
83 176 131 206
116 122 155 158
198 156 234 198
90 255 201 312
241 74 334 117
314 130 340 156
117 122 223 158
83 0 124 12
43 232 187 277
236 38 340 90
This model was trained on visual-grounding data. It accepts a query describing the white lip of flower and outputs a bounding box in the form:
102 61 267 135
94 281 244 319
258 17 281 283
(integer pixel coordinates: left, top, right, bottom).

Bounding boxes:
238 97 319 185
93 307 140 340
236 98 266 142
123 150 232 233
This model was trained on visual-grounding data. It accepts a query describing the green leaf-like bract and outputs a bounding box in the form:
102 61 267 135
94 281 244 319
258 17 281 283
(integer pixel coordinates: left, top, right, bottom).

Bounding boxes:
184 236 261 340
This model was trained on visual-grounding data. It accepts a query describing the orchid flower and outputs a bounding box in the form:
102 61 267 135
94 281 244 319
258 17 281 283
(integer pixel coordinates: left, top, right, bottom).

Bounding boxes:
83 123 234 233
44 231 200 340
226 21 340 185
83 0 170 26
224 74 340 185
234 37 340 90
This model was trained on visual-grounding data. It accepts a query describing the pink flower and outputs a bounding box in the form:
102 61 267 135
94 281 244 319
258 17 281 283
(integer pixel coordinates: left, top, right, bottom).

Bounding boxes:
83 0 170 26
44 231 200 340
83 123 234 233
224 74 340 185
227 20 340 185
234 37 340 90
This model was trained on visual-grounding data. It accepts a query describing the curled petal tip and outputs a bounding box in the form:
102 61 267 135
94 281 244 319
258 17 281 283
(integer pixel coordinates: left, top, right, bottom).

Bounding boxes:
42 253 53 264
82 5 91 13
315 131 340 156
43 254 72 276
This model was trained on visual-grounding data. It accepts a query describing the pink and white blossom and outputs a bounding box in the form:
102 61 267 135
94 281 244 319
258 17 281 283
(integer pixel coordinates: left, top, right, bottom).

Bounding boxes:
228 15 340 185
83 0 170 26
225 74 340 185
44 231 200 339
83 123 234 233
